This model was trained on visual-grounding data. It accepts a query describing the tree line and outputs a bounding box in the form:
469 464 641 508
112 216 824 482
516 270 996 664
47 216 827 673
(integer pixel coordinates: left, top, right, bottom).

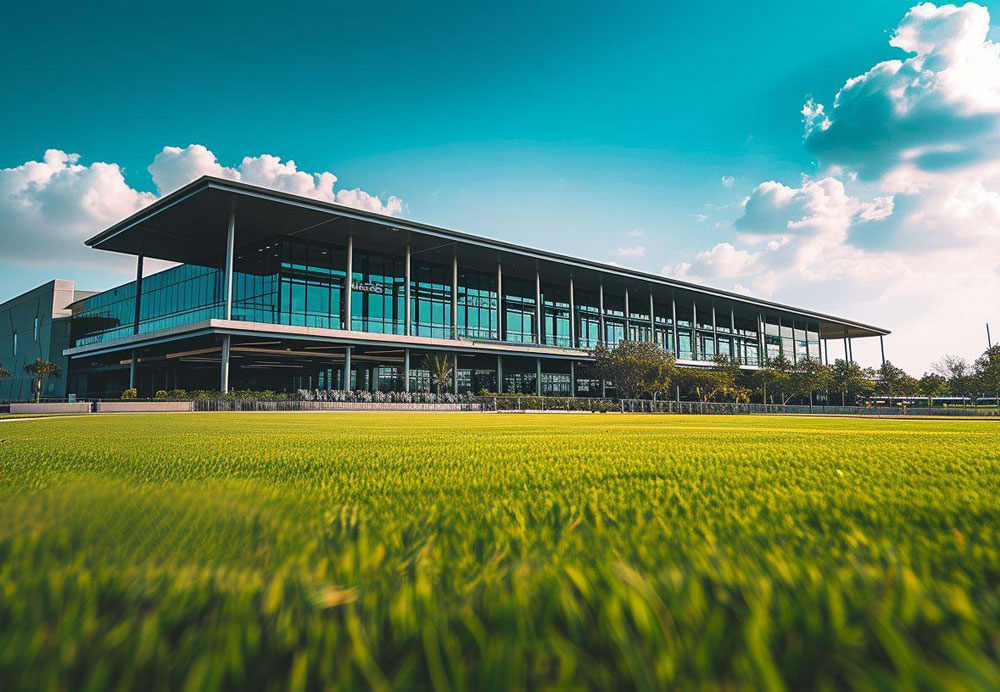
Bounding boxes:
593 341 1000 406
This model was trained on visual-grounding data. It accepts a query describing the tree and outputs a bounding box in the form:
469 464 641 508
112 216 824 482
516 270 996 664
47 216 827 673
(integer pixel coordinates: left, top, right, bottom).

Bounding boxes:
754 355 792 404
918 373 950 400
23 358 61 403
932 355 972 401
592 340 676 399
677 366 721 402
973 344 1000 405
876 361 909 400
791 359 834 410
830 359 873 406
424 353 453 396
708 354 750 403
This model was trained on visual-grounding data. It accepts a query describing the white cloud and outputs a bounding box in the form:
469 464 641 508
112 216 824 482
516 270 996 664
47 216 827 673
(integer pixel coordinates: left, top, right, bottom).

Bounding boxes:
670 2 1000 373
626 229 644 237
0 145 405 273
721 175 735 188
616 245 646 258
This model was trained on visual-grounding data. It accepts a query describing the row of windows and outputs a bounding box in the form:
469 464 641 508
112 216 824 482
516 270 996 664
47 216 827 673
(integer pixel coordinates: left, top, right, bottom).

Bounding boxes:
69 237 824 364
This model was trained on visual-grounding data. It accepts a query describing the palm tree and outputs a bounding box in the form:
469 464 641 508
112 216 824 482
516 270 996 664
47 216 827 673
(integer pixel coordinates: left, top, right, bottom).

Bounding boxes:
23 358 60 403
424 353 453 396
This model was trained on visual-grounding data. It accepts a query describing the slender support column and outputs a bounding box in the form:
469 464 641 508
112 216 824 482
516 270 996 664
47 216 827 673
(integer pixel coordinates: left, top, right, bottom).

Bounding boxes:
649 291 655 343
220 335 231 393
345 235 354 330
568 276 576 348
624 288 630 341
843 335 849 363
711 304 718 355
880 335 886 365
848 338 854 363
404 348 410 392
535 269 542 345
758 312 766 365
133 254 144 334
224 211 235 320
452 251 459 340
598 283 606 343
496 261 503 341
823 339 829 365
536 358 542 396
404 244 411 336
497 354 503 393
343 345 352 391
129 349 137 389
453 352 459 393
692 301 698 360
671 296 679 355
570 360 576 397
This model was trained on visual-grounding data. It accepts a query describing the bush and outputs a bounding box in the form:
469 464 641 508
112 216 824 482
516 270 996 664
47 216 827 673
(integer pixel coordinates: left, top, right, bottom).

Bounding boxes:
121 388 137 400
154 390 168 400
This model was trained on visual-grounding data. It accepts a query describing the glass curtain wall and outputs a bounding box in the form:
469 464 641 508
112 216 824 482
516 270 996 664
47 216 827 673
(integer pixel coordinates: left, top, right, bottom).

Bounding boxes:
628 292 651 342
503 277 536 343
653 303 674 353
576 290 601 349
541 283 571 347
603 294 625 345
411 260 452 339
457 270 498 340
351 250 405 334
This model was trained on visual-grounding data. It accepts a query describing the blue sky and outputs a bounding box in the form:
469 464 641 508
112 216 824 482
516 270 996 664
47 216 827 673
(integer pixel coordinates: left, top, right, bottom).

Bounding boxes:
3 1 1000 371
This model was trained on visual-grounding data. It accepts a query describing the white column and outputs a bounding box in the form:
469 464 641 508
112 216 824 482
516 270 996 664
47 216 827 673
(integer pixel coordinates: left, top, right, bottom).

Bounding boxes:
404 243 411 336
568 276 576 348
671 296 679 356
220 335 231 393
712 304 718 355
692 301 698 360
452 251 459 340
224 211 235 320
344 234 354 330
344 345 352 390
598 283 606 343
535 269 542 345
624 288 630 341
496 261 503 341
649 291 655 343
404 348 410 392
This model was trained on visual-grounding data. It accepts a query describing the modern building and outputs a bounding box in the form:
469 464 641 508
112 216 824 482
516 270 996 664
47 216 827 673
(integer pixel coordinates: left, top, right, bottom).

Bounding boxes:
2 176 889 399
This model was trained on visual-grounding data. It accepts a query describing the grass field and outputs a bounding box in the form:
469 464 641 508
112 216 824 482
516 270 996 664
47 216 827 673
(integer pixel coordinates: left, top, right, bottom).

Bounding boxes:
1 413 999 689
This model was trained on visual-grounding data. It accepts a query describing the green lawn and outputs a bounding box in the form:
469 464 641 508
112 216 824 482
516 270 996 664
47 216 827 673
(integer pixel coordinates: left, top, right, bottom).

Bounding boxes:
1 413 999 689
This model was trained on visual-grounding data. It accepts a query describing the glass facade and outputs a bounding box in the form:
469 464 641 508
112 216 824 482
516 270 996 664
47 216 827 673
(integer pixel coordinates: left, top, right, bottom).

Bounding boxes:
69 234 828 374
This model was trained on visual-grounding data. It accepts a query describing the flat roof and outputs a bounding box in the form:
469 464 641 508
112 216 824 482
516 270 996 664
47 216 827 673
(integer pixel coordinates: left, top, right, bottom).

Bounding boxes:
85 176 889 338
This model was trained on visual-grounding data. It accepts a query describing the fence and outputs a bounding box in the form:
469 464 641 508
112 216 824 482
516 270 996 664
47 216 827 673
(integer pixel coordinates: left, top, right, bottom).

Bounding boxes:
192 399 488 412
614 400 1000 417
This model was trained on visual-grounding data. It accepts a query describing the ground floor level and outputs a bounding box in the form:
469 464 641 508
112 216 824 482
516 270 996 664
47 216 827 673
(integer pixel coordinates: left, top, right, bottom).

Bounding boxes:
66 332 607 399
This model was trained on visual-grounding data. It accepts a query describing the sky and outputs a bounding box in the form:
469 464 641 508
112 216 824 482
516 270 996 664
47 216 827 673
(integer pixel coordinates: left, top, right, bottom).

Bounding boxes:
2 1 999 373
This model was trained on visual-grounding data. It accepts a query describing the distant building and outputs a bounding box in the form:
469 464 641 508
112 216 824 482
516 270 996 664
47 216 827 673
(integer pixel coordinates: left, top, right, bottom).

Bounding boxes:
1 177 889 399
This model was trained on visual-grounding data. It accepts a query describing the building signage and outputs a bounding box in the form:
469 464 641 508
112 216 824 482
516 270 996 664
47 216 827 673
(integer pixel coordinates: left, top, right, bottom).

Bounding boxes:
352 280 388 295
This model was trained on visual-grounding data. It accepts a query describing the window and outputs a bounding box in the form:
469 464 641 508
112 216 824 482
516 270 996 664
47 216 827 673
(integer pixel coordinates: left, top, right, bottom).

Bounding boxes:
33 316 39 341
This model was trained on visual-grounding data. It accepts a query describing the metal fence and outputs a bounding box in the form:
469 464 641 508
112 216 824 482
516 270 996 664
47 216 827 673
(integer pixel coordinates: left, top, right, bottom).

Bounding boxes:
192 399 488 412
614 400 1000 417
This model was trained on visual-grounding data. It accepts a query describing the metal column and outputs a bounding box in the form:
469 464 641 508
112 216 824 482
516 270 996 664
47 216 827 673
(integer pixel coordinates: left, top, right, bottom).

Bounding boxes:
671 296 679 357
452 252 459 340
598 283 606 343
129 349 137 389
843 335 850 363
496 261 503 341
224 211 235 320
624 288 630 341
535 269 542 345
497 354 503 394
570 360 576 397
220 335 231 393
568 276 576 348
345 235 354 330
649 291 655 343
343 345 352 391
453 352 459 393
880 335 886 365
404 244 411 336
133 254 144 335
692 301 698 360
536 358 542 397
404 348 410 392
711 304 718 355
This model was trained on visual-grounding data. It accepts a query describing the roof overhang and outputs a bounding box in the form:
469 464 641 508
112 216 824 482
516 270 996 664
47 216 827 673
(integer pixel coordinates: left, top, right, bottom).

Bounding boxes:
86 176 890 339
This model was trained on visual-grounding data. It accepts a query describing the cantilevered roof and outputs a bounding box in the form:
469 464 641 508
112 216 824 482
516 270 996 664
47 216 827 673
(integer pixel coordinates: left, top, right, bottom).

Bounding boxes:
85 176 889 339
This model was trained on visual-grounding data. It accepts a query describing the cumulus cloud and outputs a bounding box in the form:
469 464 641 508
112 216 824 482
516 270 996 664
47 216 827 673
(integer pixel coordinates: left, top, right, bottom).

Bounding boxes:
616 245 646 258
669 2 1000 372
0 145 405 272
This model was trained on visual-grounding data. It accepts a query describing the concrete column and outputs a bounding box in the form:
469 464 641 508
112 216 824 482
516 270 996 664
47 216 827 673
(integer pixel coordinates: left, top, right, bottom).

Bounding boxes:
692 301 698 360
404 244 411 336
758 312 766 364
224 211 235 320
570 360 576 397
453 352 459 393
671 296 679 356
649 291 655 343
536 358 542 396
129 349 137 389
711 304 718 355
598 283 606 343
343 345 352 391
497 354 503 393
220 335 231 393
535 270 542 345
404 348 410 392
452 251 458 340
133 254 144 335
880 335 886 365
345 235 354 330
568 276 576 348
624 288 630 341
496 261 503 341
843 334 849 363
848 338 854 363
